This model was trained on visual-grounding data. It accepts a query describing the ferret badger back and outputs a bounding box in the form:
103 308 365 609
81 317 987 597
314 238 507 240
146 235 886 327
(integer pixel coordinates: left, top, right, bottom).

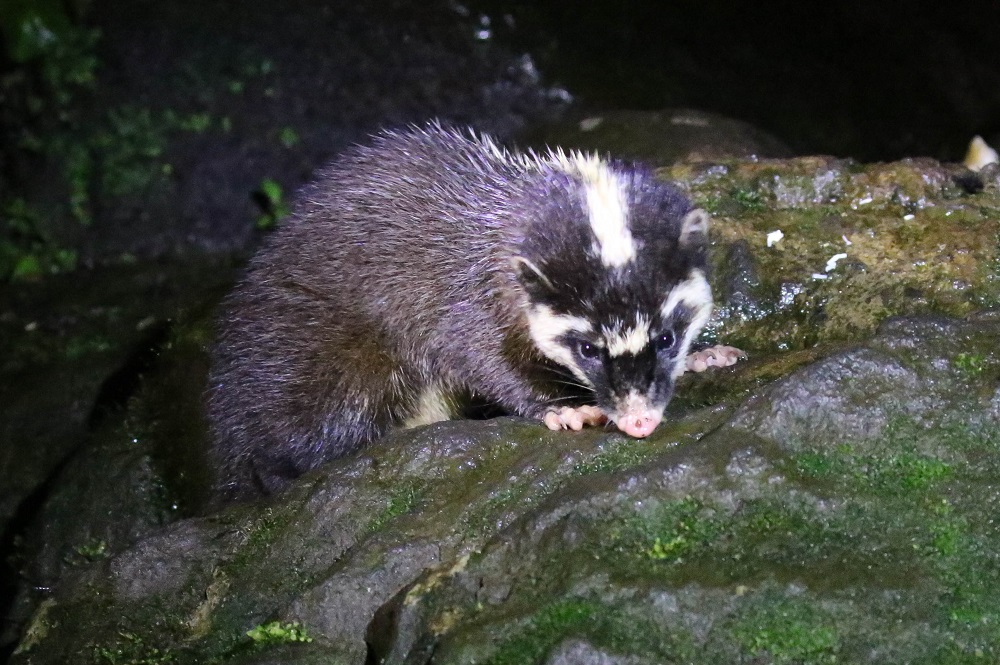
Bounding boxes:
207 123 712 500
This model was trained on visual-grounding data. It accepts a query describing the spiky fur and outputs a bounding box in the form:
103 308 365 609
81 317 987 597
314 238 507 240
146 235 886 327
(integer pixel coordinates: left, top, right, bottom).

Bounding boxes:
207 123 711 501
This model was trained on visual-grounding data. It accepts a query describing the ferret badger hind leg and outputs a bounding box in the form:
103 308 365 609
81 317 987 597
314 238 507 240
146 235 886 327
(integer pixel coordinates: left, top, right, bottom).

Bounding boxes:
206 123 714 501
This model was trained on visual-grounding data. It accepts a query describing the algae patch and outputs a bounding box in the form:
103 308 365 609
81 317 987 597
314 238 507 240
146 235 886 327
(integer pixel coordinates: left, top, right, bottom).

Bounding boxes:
667 158 1000 353
731 596 839 665
245 620 313 645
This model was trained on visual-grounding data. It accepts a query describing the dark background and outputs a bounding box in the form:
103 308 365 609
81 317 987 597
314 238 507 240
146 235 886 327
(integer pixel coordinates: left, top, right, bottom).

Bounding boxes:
481 0 1000 162
4 0 1000 264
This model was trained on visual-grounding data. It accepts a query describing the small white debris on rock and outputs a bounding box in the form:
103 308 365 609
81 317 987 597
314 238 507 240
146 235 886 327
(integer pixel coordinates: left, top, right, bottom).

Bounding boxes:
825 253 848 272
964 135 999 172
811 273 829 280
579 116 603 132
903 214 915 221
842 235 852 246
766 230 784 247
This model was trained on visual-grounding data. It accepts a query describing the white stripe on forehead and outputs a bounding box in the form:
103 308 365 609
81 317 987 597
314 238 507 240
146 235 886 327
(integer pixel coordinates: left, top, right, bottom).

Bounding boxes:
547 150 635 269
661 269 714 379
524 304 594 385
482 137 635 269
604 315 651 358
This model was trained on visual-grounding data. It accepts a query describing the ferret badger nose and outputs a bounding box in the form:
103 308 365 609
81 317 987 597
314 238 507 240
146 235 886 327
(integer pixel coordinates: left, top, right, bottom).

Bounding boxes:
612 392 663 438
604 351 669 438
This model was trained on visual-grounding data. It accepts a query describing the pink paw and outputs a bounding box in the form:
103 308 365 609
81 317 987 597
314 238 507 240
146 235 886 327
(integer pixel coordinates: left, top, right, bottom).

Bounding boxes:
685 345 746 373
543 405 608 431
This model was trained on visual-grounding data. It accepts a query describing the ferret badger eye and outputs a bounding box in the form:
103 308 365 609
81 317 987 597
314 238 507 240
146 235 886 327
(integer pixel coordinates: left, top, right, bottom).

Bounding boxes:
575 340 602 360
206 122 713 502
653 331 677 353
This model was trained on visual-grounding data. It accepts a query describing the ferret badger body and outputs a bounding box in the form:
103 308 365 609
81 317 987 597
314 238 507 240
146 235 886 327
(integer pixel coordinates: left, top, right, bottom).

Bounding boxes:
207 124 712 500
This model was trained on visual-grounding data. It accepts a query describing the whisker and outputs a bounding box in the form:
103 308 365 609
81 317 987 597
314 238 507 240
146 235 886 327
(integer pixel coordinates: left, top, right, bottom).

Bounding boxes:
535 367 590 385
542 394 593 405
547 379 592 391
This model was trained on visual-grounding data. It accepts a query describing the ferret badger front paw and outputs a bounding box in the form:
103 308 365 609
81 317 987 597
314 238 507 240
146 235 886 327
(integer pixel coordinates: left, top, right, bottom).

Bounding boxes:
685 345 747 373
542 405 608 431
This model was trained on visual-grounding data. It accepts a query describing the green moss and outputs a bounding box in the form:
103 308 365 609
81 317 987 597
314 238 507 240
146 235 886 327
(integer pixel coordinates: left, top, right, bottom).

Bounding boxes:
731 185 768 212
487 600 594 665
707 498 908 588
11 253 43 280
227 505 299 572
572 436 650 476
460 485 528 539
921 499 966 558
732 597 839 665
92 631 175 665
642 497 719 562
602 423 983 589
245 620 313 645
696 193 722 214
485 599 695 665
665 159 1000 353
954 352 987 376
367 480 425 532
917 499 1000 661
793 446 952 493
72 538 109 562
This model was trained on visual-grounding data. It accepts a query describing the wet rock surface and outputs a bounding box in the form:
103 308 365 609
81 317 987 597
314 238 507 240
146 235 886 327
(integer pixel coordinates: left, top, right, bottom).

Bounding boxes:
0 261 232 527
9 310 1000 664
6 151 1000 663
669 156 1000 353
530 109 792 164
0 261 232 651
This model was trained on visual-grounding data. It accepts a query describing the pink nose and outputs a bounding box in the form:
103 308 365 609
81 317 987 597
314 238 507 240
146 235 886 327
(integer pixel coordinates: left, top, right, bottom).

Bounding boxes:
618 414 659 438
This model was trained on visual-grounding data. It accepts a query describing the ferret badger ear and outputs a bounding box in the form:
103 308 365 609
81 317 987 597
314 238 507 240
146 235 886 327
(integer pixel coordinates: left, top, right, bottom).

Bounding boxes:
511 256 555 297
679 208 710 248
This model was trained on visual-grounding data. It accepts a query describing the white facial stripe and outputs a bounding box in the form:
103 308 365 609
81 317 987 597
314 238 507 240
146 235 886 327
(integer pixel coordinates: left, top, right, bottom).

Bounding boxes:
604 315 651 357
660 269 714 378
660 269 712 321
543 150 635 268
525 304 593 385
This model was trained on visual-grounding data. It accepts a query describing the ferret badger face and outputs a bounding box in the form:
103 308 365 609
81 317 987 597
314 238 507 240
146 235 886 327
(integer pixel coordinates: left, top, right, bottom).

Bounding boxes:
511 154 712 438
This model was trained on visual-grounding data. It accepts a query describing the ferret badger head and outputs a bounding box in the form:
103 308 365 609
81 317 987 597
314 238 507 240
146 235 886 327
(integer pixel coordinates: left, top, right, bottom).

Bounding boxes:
509 151 711 438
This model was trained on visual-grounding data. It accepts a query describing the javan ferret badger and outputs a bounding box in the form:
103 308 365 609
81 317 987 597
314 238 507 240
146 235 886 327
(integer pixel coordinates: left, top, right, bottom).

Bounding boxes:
208 123 721 501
